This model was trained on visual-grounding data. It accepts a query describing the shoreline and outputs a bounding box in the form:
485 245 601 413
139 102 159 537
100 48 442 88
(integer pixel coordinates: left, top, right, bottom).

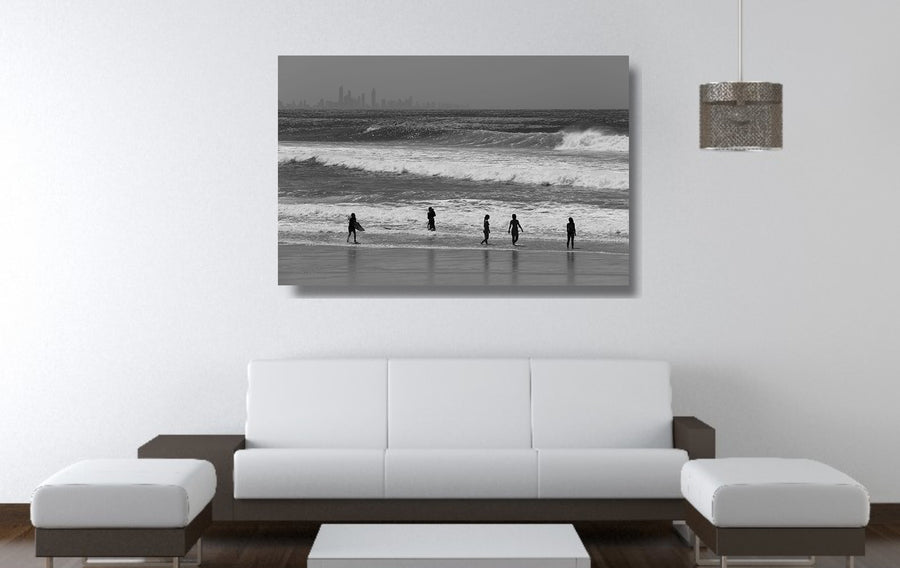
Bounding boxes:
277 239 628 255
279 244 629 288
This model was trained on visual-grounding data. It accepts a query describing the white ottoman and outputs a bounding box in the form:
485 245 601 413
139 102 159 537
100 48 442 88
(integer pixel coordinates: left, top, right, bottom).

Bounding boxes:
681 459 869 568
32 459 216 568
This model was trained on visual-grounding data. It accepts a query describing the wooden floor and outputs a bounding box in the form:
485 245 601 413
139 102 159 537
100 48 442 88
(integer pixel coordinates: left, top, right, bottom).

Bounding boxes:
2 521 899 568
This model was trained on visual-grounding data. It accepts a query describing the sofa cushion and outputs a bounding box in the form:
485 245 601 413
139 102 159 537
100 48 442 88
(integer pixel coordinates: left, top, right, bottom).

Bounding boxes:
234 449 384 498
388 358 532 449
245 359 388 449
385 449 538 498
538 449 688 498
682 458 870 527
31 459 216 528
531 359 673 449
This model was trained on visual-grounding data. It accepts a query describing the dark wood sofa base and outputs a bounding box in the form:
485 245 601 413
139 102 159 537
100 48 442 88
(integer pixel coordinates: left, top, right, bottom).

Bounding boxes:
686 502 866 557
35 503 212 558
233 498 686 522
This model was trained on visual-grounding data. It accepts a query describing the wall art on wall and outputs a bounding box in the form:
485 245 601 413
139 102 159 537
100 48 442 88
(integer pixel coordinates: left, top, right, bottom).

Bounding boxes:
278 56 630 289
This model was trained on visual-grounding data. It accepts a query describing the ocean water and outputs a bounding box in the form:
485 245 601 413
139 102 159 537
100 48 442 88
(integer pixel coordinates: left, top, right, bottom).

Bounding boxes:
278 109 629 253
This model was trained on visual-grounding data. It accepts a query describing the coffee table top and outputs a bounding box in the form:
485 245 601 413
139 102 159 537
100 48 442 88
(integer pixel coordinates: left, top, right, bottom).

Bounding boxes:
308 524 589 567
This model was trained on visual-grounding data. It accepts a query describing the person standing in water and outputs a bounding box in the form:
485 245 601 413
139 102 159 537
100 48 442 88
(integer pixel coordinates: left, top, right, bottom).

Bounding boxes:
508 213 523 245
566 217 576 249
480 214 490 245
346 212 359 244
427 207 436 231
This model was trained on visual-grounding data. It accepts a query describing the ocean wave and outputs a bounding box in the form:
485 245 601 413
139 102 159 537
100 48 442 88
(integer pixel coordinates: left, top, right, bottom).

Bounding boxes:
357 125 627 153
556 129 629 153
278 143 629 190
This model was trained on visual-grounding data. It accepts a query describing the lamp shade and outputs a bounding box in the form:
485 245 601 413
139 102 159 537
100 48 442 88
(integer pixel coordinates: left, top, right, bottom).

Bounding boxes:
700 81 782 150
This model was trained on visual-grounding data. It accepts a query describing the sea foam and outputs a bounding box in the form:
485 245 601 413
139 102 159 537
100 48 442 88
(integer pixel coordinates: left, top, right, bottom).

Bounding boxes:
279 143 629 191
555 129 629 153
278 200 629 245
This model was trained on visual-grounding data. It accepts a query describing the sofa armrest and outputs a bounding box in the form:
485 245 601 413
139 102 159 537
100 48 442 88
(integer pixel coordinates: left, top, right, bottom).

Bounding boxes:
673 416 715 460
138 434 245 520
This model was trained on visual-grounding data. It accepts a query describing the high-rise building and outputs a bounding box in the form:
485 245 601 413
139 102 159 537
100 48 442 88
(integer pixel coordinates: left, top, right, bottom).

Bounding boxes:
339 86 344 106
371 88 376 109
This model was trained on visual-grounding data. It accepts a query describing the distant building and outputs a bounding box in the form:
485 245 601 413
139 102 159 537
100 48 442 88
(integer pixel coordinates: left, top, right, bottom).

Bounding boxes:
305 84 463 111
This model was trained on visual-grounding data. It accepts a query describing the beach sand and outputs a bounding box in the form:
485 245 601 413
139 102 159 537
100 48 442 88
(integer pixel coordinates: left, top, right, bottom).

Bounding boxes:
279 244 629 288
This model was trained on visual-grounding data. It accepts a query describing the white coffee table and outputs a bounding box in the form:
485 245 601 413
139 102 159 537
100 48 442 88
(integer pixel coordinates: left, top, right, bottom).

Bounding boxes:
308 524 590 568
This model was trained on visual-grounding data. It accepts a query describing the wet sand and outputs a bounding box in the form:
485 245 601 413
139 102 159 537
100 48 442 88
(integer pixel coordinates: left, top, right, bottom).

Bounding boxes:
279 244 629 288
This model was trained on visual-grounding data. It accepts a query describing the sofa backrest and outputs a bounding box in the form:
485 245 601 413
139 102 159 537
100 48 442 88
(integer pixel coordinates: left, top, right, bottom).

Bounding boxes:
531 359 673 449
245 359 388 449
244 358 674 449
388 358 532 449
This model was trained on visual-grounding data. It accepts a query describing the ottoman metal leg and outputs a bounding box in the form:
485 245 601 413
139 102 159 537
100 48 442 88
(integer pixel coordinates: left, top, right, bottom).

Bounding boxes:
695 536 816 566
80 539 202 568
846 557 854 568
46 558 53 568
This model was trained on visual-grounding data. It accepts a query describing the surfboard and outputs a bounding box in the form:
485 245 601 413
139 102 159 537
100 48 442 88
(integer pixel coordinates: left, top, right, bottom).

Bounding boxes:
355 222 365 231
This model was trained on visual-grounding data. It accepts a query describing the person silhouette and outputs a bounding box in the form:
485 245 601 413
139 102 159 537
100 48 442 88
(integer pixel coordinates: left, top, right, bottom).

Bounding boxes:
347 212 359 244
427 207 436 231
566 217 576 249
480 214 490 245
507 213 523 245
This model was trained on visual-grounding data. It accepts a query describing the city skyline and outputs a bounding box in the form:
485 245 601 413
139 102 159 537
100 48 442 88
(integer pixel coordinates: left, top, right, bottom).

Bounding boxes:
279 83 465 110
278 56 629 110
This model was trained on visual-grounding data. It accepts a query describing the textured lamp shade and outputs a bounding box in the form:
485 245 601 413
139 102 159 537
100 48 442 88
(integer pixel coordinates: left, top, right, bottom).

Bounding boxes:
700 81 782 150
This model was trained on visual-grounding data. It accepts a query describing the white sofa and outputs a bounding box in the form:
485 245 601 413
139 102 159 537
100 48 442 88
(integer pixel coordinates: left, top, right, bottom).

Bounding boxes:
229 358 715 521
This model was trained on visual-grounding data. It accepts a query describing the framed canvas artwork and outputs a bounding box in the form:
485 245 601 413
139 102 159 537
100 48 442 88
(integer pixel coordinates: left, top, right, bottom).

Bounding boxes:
278 56 629 290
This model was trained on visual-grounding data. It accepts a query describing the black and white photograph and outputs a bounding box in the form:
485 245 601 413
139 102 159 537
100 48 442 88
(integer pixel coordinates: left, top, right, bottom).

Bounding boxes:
278 56 630 288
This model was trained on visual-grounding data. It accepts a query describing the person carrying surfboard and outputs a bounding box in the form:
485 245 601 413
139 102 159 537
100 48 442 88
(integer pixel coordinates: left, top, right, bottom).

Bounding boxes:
347 212 362 244
427 207 436 231
480 214 490 245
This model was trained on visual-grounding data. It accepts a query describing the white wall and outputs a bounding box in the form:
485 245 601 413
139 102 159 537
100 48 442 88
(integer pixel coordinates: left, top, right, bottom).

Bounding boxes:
2 0 899 503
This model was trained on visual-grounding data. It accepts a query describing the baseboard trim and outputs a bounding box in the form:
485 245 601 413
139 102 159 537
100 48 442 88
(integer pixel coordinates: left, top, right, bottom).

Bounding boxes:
870 503 900 524
4 502 900 525
0 503 30 524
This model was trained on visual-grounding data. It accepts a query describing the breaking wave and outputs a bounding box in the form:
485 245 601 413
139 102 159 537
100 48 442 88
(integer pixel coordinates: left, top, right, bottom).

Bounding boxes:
555 129 628 153
355 125 627 153
279 143 629 190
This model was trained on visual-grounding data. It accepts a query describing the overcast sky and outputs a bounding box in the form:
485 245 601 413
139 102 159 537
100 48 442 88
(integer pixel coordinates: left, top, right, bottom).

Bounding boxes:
278 56 628 109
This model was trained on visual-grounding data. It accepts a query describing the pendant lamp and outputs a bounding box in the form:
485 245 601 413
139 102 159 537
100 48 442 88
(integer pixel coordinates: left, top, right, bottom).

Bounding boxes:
700 0 782 150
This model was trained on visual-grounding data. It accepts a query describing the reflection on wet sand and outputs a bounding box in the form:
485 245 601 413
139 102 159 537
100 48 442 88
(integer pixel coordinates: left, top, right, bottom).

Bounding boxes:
279 244 628 288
